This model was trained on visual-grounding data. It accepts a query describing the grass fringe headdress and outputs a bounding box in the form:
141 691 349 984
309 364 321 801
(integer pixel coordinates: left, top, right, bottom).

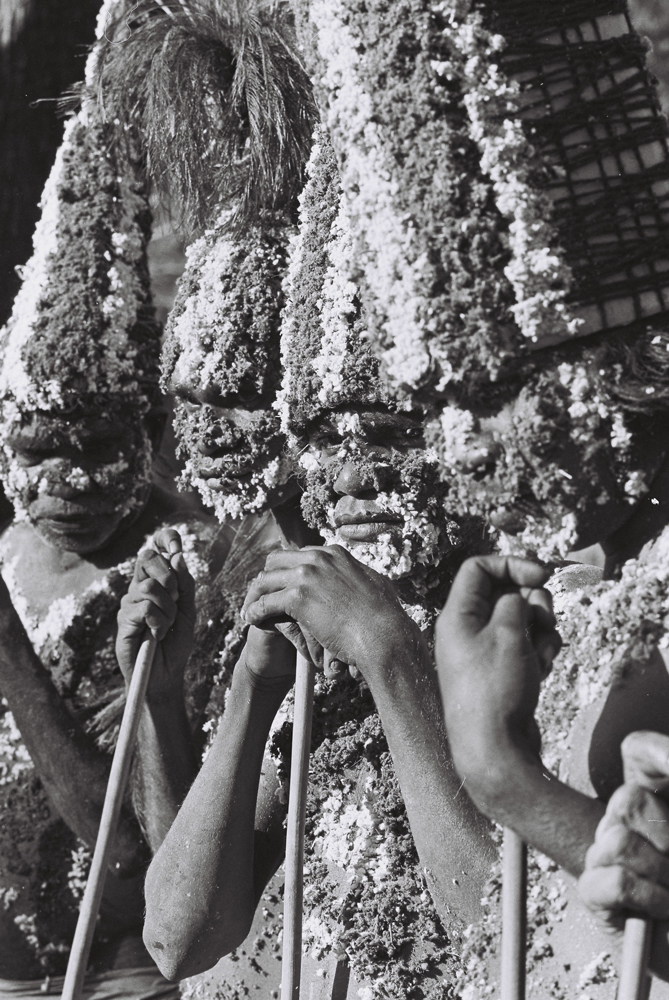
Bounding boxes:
95 0 317 235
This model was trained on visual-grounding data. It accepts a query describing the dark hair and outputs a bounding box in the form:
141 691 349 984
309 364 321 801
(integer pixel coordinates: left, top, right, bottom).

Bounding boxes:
598 328 669 416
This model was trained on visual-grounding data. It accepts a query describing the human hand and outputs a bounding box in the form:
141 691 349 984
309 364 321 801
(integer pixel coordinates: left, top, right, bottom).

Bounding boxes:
116 528 196 702
578 731 669 946
241 545 421 686
436 556 561 788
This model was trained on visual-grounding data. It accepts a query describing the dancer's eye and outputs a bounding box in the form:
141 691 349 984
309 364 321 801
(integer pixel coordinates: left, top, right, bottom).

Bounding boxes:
13 447 55 467
79 439 121 464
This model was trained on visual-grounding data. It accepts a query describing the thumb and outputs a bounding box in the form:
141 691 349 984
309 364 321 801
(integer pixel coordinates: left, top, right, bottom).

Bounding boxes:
622 731 669 793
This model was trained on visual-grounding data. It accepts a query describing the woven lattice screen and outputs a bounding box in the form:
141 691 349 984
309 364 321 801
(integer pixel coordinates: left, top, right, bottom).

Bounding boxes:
488 1 669 343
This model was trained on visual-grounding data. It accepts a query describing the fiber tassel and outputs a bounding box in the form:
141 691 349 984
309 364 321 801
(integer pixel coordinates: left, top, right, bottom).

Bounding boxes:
95 0 317 234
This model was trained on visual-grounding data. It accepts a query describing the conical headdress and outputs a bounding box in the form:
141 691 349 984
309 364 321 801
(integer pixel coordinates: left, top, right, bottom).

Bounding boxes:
0 0 161 520
295 0 669 394
163 209 296 520
0 0 160 423
278 127 469 604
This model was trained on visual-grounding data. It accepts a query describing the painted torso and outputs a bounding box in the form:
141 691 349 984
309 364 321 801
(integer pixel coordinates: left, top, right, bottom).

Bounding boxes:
0 514 227 980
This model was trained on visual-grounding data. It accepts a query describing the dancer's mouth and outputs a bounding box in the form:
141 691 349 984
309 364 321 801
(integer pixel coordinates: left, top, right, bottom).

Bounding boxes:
333 497 402 542
193 455 254 481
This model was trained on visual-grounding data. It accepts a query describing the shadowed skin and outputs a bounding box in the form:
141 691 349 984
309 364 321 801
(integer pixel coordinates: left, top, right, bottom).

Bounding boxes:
0 410 214 978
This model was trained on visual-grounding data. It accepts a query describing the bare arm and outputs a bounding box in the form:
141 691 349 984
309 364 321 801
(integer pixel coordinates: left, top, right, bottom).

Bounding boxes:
354 626 497 923
116 530 199 852
143 628 295 981
130 691 198 853
0 581 147 874
436 555 604 877
242 545 498 926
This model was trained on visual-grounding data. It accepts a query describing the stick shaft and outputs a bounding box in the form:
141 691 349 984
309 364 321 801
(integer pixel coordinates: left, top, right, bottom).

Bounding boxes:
281 654 315 1000
619 917 653 1000
501 828 526 1000
61 635 157 1000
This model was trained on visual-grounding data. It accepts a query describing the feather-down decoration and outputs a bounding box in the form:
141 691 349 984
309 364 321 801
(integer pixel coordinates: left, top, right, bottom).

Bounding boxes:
94 0 317 233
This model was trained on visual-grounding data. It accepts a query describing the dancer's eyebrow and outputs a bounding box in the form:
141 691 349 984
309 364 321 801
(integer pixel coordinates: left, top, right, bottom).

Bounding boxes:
357 413 423 440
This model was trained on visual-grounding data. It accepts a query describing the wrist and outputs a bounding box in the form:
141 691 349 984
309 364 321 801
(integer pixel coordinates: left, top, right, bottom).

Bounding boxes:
446 711 541 814
237 655 294 700
359 621 428 697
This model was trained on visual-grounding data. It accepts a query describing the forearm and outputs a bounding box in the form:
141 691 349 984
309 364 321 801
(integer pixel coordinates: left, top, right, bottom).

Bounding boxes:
452 728 605 877
369 642 497 926
131 693 198 853
143 659 290 980
0 610 146 870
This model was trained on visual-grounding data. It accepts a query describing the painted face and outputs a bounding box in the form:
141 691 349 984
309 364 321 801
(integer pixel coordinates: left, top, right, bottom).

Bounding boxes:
1 412 152 552
170 394 294 520
297 407 461 587
161 215 295 520
432 355 668 559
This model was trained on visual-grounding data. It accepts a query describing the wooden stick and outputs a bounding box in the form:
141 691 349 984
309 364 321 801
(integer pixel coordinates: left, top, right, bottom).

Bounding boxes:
501 828 526 1000
281 653 316 1000
61 635 158 1000
619 917 653 1000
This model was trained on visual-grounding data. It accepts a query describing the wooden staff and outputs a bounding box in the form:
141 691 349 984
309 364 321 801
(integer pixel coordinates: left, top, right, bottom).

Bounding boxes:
619 917 652 1000
501 828 526 1000
281 652 316 1000
61 635 158 1000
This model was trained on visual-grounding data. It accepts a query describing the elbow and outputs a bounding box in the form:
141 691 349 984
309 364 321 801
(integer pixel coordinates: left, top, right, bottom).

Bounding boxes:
142 926 183 982
143 920 252 981
143 891 255 980
142 915 210 981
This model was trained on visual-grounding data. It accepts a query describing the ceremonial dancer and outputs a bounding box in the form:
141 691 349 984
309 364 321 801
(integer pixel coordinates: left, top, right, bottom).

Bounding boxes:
286 0 669 994
314 0 669 994
0 11 242 991
141 126 496 1000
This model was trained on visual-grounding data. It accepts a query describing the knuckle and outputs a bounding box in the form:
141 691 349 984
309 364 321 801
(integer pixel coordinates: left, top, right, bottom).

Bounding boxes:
612 865 633 903
583 842 598 871
610 783 637 817
622 731 644 760
609 825 633 862
143 579 160 598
